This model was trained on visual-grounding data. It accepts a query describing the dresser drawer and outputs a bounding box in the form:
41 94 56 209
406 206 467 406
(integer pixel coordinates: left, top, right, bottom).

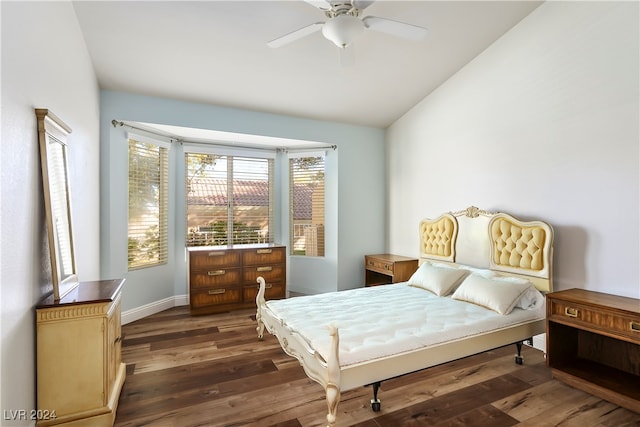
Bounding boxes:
190 250 241 269
243 264 285 283
243 281 285 302
190 268 242 289
365 256 394 275
191 287 242 306
243 247 286 266
549 298 640 342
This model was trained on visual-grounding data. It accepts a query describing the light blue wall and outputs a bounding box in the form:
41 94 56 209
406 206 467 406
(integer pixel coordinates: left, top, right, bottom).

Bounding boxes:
100 91 386 311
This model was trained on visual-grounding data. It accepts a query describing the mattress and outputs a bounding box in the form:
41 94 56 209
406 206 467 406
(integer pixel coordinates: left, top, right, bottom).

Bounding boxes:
265 283 545 367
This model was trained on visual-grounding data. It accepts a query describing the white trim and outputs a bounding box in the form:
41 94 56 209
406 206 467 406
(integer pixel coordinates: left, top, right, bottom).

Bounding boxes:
127 131 172 149
121 294 189 325
183 143 277 159
287 150 326 159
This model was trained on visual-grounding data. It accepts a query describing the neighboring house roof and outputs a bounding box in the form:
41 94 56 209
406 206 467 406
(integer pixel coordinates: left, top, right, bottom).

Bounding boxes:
187 177 313 220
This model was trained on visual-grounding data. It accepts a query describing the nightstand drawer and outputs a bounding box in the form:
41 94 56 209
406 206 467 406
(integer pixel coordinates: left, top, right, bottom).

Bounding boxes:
365 257 394 274
549 299 640 341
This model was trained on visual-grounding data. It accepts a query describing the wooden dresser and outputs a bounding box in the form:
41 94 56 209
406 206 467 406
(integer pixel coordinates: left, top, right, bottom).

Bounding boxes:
188 244 286 315
35 279 126 426
364 254 418 286
546 288 640 412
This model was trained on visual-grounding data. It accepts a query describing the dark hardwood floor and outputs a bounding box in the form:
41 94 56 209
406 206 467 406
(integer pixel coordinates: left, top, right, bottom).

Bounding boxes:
114 306 640 427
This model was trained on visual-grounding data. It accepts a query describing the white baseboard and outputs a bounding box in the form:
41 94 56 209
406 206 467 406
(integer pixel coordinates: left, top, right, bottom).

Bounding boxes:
121 294 189 325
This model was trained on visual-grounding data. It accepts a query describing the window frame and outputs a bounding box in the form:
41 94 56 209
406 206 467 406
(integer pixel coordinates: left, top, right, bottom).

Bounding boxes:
184 145 276 247
127 134 170 270
288 151 326 257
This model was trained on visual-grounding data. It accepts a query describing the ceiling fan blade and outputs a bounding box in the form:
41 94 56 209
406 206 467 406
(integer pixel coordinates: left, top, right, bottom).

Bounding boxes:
362 16 428 41
302 0 332 10
353 0 375 10
267 22 324 48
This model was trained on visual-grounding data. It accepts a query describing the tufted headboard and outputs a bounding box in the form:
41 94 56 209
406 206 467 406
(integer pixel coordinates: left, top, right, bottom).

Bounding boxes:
419 206 554 292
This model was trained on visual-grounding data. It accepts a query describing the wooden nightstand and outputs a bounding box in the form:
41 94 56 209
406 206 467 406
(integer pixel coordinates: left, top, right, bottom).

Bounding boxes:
364 254 418 286
546 288 640 412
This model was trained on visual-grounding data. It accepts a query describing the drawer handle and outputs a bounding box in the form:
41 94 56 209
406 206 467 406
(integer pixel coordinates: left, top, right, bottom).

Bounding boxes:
257 283 273 290
631 321 640 333
208 270 225 276
208 289 225 295
564 307 579 318
256 249 272 254
257 266 273 272
208 252 225 257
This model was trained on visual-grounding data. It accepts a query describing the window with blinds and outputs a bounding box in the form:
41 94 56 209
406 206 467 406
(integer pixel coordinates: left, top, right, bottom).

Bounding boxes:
185 153 274 246
289 155 325 256
128 138 169 269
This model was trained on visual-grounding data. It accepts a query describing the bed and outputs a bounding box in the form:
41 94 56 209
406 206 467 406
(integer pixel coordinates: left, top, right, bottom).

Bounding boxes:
255 206 553 426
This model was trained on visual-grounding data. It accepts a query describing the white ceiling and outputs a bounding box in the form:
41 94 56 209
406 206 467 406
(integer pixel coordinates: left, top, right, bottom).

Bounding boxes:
73 1 542 129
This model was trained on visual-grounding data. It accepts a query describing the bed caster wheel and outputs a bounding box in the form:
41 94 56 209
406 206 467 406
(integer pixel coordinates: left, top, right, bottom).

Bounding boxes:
371 399 381 412
515 355 523 365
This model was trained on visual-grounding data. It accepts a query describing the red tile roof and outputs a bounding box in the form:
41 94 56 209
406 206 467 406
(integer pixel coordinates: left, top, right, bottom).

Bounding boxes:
187 178 313 219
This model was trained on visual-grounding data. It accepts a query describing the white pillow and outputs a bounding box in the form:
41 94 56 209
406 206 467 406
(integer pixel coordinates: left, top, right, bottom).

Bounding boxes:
451 274 533 315
514 285 542 309
408 263 469 296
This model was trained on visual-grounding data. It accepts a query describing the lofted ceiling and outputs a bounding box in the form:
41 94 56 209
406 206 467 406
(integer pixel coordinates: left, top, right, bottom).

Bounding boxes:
73 1 542 129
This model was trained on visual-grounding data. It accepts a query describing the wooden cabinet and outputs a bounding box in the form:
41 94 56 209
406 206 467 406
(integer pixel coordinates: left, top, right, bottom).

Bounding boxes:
189 244 286 315
546 288 640 412
35 279 126 427
364 254 418 286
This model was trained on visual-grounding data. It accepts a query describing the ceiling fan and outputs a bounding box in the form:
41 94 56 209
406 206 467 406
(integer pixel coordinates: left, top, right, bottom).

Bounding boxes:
267 0 428 50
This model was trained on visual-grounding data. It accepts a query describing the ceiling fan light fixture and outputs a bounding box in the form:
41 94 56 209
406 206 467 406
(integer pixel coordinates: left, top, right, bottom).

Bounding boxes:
322 14 364 48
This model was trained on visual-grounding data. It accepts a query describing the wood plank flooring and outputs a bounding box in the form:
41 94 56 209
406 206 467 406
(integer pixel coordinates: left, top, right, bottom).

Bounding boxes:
114 306 640 427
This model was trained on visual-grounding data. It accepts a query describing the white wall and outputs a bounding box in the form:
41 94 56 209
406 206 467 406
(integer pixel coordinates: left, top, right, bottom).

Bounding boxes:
387 1 639 298
100 91 386 312
1 1 100 424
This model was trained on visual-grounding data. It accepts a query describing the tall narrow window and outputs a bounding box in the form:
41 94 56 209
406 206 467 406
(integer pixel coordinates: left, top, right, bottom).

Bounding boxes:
185 152 274 246
128 137 169 269
289 154 325 256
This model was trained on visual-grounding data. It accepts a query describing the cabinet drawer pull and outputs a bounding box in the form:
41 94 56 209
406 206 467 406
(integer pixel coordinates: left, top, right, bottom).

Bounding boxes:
208 289 225 295
631 321 640 333
257 283 273 290
208 252 225 257
256 266 273 272
256 249 272 254
564 307 579 318
208 270 225 276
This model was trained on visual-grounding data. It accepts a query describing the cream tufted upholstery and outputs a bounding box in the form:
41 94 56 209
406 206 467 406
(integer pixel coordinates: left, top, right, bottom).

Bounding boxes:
419 214 458 262
488 213 553 286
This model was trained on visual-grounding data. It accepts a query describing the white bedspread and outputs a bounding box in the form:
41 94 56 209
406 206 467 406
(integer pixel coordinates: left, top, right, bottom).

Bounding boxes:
265 283 545 367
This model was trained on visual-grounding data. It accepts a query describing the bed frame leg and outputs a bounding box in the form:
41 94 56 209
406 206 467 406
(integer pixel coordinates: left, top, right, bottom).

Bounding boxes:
515 337 532 365
255 277 266 340
326 325 341 427
370 381 382 412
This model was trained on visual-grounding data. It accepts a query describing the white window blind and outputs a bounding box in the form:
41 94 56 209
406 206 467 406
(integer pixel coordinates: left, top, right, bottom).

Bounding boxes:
128 138 169 269
289 154 325 256
185 152 274 246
